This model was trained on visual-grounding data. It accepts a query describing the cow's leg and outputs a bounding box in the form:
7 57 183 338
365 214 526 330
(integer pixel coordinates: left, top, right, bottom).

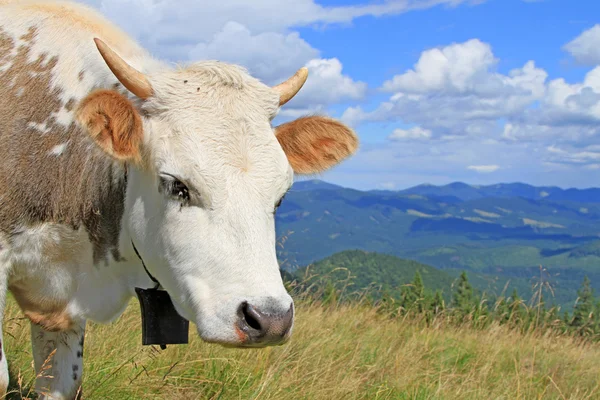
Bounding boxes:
31 319 86 400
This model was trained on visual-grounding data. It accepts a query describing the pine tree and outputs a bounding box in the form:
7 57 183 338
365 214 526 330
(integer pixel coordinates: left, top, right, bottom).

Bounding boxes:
571 276 595 334
379 287 397 316
431 290 445 314
401 271 425 313
452 271 475 316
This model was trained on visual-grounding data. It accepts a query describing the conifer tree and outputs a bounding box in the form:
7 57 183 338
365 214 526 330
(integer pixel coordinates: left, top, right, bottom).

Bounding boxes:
571 276 595 333
431 290 445 314
401 271 425 312
452 271 475 316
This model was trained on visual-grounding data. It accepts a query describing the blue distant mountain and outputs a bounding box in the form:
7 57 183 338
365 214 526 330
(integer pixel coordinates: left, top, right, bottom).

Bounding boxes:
398 181 600 202
276 180 600 308
291 179 344 192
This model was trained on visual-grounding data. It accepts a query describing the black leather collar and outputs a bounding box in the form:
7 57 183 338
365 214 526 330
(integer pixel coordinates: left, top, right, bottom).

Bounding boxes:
131 240 161 290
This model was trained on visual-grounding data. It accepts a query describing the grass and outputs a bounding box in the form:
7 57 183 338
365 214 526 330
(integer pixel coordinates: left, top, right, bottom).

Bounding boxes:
2 295 599 400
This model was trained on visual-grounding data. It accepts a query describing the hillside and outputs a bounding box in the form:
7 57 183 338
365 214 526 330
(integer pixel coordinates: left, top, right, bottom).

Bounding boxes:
4 298 597 399
290 250 584 309
276 180 600 308
293 250 455 299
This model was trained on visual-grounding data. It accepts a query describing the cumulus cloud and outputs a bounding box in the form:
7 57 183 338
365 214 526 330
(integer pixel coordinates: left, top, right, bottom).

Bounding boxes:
188 23 366 109
563 25 600 65
467 165 500 173
538 67 600 124
351 39 548 142
189 22 319 83
352 36 600 147
382 39 498 94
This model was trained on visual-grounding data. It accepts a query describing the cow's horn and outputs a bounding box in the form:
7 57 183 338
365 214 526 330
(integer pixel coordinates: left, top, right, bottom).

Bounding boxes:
273 67 308 106
94 38 153 99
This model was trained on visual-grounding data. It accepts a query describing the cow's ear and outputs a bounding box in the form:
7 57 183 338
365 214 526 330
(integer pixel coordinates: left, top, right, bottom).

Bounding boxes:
76 89 143 162
274 116 358 174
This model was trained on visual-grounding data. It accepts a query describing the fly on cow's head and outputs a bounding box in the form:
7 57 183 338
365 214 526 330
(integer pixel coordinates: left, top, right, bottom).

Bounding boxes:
75 38 358 347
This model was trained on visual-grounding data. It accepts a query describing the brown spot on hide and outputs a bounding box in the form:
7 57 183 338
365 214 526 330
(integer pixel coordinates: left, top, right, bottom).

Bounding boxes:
0 27 128 265
65 98 76 112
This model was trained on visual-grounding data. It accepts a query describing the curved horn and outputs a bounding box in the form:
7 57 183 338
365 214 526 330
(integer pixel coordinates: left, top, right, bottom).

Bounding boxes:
94 38 153 99
273 67 308 106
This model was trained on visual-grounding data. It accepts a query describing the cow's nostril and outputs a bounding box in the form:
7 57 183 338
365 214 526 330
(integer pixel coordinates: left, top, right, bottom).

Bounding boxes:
241 302 262 331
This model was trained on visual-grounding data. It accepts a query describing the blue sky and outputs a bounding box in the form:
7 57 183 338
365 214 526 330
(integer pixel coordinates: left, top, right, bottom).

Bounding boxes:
86 0 600 190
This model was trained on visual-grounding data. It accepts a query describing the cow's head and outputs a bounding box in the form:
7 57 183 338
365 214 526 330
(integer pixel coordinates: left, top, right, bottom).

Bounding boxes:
76 39 358 347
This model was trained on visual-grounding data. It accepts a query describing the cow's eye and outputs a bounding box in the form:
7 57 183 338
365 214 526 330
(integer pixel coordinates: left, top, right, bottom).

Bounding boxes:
170 180 190 203
159 173 190 205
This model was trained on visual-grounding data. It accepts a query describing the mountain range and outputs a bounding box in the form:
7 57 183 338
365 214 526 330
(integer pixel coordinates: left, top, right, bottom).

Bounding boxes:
276 179 600 307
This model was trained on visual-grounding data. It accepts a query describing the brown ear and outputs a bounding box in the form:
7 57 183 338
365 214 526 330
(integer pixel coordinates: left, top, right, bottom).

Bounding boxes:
274 116 358 175
76 89 143 162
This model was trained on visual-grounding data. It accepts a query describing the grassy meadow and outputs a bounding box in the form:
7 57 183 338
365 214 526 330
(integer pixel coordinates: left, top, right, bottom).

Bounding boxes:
1 294 599 400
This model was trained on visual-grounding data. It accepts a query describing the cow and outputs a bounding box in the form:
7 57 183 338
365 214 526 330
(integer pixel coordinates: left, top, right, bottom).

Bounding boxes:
0 1 358 398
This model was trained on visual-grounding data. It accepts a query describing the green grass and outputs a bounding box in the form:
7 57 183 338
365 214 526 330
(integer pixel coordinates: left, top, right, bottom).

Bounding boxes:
2 296 599 399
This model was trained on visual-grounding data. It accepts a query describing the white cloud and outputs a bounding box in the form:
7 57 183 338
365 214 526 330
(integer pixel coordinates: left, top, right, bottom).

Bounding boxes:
539 67 600 124
349 43 547 142
389 126 432 141
546 145 600 165
382 39 497 94
563 24 600 65
467 165 500 173
347 37 600 148
189 22 319 83
187 23 366 109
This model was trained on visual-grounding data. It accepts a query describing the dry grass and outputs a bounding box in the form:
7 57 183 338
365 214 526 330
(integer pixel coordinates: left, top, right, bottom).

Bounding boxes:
2 296 599 400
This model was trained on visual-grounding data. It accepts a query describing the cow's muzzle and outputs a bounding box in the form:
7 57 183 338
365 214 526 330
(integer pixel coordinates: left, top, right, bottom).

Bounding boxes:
235 300 294 347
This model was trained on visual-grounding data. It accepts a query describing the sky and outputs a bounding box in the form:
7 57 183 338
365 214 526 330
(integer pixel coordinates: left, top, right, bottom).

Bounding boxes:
82 0 600 190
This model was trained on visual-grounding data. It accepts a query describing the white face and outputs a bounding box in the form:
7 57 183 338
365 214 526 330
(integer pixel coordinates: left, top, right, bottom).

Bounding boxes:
126 70 295 346
78 47 357 347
